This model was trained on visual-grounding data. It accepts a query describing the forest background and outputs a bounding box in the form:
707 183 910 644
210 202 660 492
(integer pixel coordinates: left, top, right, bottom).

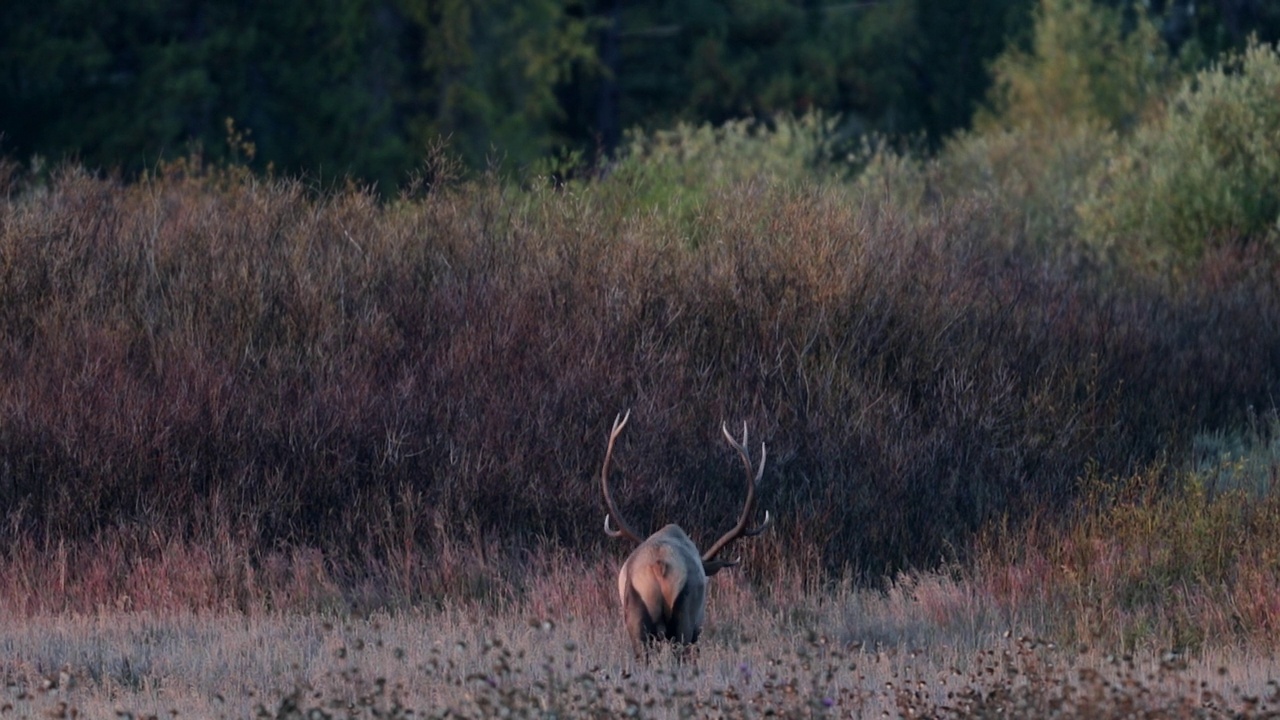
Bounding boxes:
3 0 1278 186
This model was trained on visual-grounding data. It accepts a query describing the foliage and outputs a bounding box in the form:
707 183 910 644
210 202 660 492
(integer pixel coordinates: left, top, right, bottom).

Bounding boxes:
1080 39 1280 263
598 111 843 233
0 0 600 185
981 412 1280 652
562 0 1028 152
0 0 411 188
860 117 1120 252
934 121 1117 249
6 0 1280 187
396 0 601 169
978 0 1175 133
1153 0 1280 64
856 0 1176 254
615 112 841 186
0 0 1041 186
3 3 1280 620
1 154 1277 599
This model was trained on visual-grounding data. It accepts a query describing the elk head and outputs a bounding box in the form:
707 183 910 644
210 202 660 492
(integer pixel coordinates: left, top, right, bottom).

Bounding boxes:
600 410 772 659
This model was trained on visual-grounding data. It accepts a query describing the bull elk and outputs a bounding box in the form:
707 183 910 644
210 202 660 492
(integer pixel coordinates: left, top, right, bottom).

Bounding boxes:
600 410 772 658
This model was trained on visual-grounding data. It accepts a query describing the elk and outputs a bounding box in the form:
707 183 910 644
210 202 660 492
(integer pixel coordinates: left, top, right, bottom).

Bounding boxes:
600 410 772 659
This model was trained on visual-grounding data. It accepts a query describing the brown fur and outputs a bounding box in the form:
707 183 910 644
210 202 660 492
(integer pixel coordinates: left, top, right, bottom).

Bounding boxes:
617 524 707 657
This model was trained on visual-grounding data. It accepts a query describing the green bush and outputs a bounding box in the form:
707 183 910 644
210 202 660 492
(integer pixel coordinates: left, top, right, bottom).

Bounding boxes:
848 120 1118 253
978 0 1173 134
886 0 1171 254
601 112 842 221
1081 40 1280 263
850 0 1173 255
934 121 1117 250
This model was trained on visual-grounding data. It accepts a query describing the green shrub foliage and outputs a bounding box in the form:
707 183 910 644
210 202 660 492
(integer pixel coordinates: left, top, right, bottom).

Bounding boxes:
979 0 1173 134
1082 40 1280 262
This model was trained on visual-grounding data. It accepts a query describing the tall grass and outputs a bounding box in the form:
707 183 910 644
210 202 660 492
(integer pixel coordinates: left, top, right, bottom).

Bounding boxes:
978 413 1280 654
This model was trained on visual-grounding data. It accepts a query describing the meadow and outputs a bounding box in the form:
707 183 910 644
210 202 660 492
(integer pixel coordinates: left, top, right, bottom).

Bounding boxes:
5 568 1280 718
3 37 1280 718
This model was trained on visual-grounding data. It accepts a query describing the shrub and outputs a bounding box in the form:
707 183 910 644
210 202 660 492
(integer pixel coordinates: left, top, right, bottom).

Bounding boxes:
932 121 1117 250
980 415 1280 651
601 112 843 232
1081 40 1280 263
893 0 1173 255
978 0 1173 134
0 150 1278 612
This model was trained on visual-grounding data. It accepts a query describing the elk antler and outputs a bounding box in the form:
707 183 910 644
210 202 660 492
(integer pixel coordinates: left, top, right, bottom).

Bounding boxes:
601 410 646 544
701 421 772 573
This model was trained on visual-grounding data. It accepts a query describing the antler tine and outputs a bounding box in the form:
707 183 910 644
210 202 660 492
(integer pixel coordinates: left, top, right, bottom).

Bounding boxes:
729 422 769 515
601 410 645 545
702 420 772 567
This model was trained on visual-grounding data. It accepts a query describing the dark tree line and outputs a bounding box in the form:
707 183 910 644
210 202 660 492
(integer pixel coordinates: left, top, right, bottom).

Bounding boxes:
1 0 1277 189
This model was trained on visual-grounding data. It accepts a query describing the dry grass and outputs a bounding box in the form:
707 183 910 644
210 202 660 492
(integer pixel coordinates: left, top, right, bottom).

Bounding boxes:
973 421 1280 656
3 569 1278 718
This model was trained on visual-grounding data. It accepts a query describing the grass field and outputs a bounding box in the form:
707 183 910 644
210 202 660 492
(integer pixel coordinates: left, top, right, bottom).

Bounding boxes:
4 569 1280 718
